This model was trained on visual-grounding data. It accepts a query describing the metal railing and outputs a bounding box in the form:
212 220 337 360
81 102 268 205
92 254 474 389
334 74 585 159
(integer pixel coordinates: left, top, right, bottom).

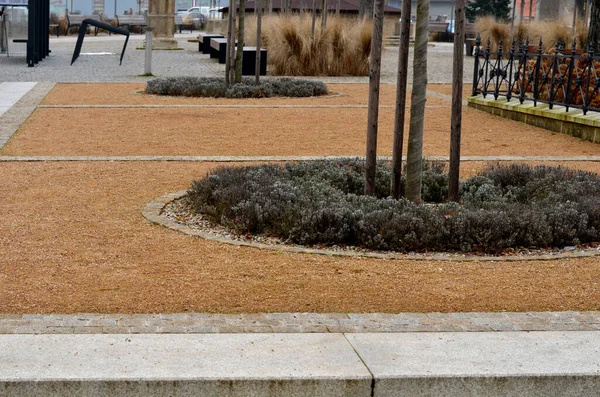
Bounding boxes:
472 35 600 115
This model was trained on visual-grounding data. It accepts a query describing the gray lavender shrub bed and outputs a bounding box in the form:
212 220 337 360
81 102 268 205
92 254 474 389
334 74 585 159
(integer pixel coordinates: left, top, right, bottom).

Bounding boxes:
186 160 600 253
146 77 328 98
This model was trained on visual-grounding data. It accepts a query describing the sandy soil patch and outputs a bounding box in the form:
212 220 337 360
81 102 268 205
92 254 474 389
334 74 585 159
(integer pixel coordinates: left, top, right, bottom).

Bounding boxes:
3 106 600 157
40 83 451 107
1 161 600 314
429 83 474 98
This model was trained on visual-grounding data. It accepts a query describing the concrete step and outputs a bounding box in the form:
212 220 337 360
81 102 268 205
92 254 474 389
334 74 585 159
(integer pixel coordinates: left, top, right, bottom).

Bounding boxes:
1 332 600 396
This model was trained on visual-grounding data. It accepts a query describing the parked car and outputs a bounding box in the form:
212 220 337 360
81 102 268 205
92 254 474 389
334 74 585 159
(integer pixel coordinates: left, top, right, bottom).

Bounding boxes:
183 10 207 29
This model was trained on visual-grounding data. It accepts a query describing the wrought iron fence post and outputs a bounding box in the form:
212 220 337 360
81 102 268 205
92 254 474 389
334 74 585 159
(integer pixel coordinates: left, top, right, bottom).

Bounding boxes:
533 37 542 107
472 33 481 96
494 39 504 100
483 39 491 98
507 39 516 102
520 37 529 104
584 40 594 115
548 40 561 109
565 38 576 113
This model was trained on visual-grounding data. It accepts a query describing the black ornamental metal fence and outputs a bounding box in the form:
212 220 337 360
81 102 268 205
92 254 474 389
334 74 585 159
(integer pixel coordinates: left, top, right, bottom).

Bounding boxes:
472 36 600 115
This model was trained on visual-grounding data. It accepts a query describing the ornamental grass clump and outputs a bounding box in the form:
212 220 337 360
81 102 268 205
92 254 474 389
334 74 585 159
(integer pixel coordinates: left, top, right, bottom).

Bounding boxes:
186 161 600 253
146 77 328 98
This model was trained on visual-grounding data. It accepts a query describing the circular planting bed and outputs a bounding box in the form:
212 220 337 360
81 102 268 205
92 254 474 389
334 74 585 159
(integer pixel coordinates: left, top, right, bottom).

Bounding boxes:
146 77 329 99
149 160 600 260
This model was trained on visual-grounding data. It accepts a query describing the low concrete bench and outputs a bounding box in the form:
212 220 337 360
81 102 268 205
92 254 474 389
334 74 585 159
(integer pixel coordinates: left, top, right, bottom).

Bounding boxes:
241 47 267 76
211 37 235 63
49 23 59 37
197 32 223 54
116 14 147 33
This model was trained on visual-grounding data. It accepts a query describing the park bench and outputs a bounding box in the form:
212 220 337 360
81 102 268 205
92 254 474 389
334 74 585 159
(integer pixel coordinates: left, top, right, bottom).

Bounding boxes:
211 37 233 63
241 47 267 76
428 22 449 34
194 32 223 53
465 23 477 56
175 14 194 33
67 14 103 35
116 14 147 33
49 23 59 37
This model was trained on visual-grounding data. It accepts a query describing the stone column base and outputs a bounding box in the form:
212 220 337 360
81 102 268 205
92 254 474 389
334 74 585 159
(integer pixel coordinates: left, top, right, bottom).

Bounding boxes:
153 38 179 50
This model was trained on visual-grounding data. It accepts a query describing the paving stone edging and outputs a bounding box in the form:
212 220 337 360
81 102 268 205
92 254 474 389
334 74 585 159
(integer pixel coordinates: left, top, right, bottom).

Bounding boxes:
0 311 598 334
0 82 55 150
3 155 600 162
143 190 600 262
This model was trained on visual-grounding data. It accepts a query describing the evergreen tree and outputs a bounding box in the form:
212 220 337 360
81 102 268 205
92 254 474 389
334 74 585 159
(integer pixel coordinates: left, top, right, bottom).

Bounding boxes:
466 0 512 22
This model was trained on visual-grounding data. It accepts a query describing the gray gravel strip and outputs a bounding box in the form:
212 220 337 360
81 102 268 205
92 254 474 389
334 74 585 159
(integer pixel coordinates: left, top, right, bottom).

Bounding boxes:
0 82 55 150
2 155 600 162
0 312 598 334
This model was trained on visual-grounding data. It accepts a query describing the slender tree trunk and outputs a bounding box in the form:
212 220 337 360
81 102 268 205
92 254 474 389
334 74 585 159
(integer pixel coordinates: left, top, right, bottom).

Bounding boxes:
311 0 317 37
321 0 328 30
225 0 234 87
405 0 428 204
588 0 600 51
235 0 245 83
359 0 373 18
510 0 516 30
255 0 262 84
528 0 533 23
229 2 237 83
336 0 340 15
448 0 465 202
391 0 412 198
364 0 385 196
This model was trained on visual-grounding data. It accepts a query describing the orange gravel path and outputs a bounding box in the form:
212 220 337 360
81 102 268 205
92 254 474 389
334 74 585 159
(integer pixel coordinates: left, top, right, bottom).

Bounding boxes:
1 161 600 314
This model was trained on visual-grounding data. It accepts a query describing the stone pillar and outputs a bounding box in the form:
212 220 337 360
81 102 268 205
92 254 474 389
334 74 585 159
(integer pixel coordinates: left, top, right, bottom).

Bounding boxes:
148 0 177 49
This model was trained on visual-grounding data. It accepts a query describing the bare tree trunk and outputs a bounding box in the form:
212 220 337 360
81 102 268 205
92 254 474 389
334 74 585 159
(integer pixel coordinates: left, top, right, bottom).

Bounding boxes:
229 2 237 84
225 0 234 87
335 0 340 15
405 0 428 204
359 0 373 18
255 0 262 84
312 0 317 37
235 0 245 83
391 0 412 198
448 0 465 202
510 0 516 30
321 0 328 30
589 0 600 51
364 0 385 196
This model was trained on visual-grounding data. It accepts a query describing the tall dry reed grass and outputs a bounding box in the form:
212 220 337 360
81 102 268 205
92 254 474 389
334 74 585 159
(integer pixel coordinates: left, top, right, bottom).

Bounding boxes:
244 14 372 76
475 17 590 53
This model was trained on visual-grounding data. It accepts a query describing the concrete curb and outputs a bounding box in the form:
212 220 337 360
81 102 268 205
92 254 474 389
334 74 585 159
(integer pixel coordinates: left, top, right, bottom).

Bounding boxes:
2 332 600 396
144 190 600 262
1 312 599 334
0 82 55 150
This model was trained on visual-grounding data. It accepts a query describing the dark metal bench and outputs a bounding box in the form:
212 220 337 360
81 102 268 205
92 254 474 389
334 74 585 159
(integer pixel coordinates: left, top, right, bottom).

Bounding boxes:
116 14 146 33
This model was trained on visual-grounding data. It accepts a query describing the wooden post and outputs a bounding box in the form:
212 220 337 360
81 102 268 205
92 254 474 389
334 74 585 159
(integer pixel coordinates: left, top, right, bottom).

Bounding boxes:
511 0 516 30
255 0 262 84
448 0 465 202
391 0 412 198
364 0 385 196
311 0 317 37
225 0 234 87
229 1 237 84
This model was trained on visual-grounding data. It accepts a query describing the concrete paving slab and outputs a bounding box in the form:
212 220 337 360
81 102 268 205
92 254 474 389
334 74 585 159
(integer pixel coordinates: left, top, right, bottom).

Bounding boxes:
0 82 37 117
0 334 371 397
347 332 600 397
